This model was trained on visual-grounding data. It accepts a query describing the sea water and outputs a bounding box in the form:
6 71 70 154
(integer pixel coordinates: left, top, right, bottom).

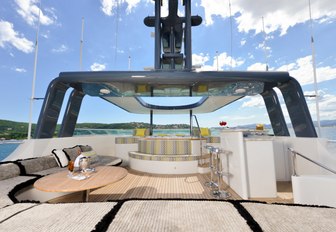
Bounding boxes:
0 142 21 161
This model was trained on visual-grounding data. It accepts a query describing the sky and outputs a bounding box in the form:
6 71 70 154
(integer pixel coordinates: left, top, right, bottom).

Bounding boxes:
0 0 336 131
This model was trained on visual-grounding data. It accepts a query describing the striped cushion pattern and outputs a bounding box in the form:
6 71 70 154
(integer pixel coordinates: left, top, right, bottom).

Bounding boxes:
138 140 191 155
129 152 199 161
206 136 221 143
115 137 139 144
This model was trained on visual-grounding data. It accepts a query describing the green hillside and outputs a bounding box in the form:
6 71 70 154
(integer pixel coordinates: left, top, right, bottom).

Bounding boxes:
0 120 33 140
0 120 189 140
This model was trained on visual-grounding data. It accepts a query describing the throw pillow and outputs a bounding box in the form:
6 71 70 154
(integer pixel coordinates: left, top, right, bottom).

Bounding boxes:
52 149 70 168
63 146 81 161
135 128 146 137
200 128 210 137
79 145 93 152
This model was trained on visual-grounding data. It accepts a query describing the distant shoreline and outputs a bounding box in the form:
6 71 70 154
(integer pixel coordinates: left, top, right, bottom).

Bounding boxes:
1 118 336 140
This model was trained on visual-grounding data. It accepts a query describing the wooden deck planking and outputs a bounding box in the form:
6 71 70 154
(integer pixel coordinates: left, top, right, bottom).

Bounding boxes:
48 169 292 203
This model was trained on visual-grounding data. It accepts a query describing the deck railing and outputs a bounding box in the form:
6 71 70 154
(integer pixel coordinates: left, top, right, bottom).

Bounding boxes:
191 114 202 138
288 148 336 176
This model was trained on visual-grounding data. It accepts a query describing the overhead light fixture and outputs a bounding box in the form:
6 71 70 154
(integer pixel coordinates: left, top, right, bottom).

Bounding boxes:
131 75 146 78
234 88 246 94
99 88 111 95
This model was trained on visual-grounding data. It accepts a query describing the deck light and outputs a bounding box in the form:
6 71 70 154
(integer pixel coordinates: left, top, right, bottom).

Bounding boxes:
131 75 146 78
234 88 246 94
99 88 111 95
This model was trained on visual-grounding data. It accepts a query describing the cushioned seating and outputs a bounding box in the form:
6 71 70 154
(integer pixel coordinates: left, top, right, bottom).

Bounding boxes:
93 156 122 166
192 127 210 137
192 128 221 143
0 176 37 208
0 203 37 221
63 146 82 161
18 156 58 175
0 202 118 231
0 144 122 207
133 128 150 137
0 162 40 207
32 167 66 176
138 139 191 155
61 145 122 167
206 136 221 143
115 137 139 144
0 163 21 181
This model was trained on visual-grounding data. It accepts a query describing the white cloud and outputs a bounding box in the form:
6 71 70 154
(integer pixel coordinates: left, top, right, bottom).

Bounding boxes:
241 96 265 108
304 90 336 120
192 53 209 66
90 62 106 71
200 0 228 26
193 52 244 71
247 62 268 71
216 52 244 69
277 55 336 85
201 0 336 35
101 0 114 16
192 53 217 71
247 54 336 82
0 21 34 53
15 0 56 26
15 68 27 73
125 0 141 14
100 0 142 16
51 44 68 53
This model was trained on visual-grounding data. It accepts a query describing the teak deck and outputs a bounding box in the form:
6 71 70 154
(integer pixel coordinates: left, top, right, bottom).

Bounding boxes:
49 168 293 204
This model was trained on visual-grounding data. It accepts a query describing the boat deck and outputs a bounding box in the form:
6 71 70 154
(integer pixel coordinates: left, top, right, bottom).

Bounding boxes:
49 168 293 204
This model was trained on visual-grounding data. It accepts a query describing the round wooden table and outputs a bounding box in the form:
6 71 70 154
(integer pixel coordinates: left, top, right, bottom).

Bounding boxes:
34 166 128 201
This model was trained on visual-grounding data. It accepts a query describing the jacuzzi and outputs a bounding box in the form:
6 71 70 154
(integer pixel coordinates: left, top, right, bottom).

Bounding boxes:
129 137 207 174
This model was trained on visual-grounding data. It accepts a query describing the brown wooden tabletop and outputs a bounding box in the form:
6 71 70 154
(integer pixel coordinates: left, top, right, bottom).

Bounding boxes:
34 166 128 193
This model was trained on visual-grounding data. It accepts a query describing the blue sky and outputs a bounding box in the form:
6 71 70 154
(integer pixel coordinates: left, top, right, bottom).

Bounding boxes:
0 0 335 129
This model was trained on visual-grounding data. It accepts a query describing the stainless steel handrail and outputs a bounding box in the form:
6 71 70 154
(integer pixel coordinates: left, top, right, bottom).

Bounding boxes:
288 148 336 176
191 114 204 165
191 114 202 138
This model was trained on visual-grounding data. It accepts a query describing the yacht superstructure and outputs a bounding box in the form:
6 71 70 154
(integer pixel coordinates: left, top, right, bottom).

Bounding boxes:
2 1 336 230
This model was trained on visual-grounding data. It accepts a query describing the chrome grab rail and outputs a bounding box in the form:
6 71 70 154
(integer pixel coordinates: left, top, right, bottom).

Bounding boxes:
288 148 336 176
191 114 203 165
191 114 202 138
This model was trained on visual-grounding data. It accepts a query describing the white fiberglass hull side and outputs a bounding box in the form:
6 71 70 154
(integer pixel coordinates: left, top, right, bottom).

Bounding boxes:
292 175 336 207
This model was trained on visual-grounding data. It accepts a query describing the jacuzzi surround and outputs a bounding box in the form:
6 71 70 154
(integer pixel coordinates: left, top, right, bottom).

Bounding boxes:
129 137 207 174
